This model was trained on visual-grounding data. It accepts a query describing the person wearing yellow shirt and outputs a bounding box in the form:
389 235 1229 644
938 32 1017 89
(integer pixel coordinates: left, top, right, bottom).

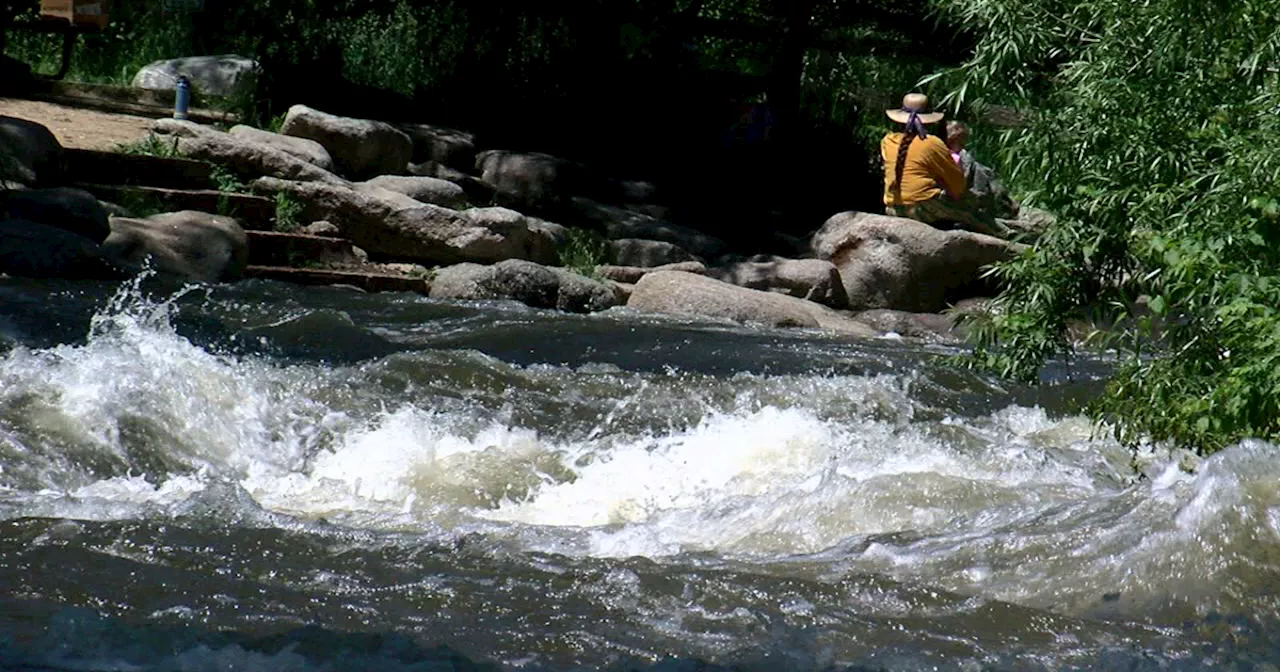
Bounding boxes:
880 93 1004 237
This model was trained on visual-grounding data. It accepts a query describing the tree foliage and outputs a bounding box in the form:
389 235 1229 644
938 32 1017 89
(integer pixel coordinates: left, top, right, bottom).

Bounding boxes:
930 0 1280 452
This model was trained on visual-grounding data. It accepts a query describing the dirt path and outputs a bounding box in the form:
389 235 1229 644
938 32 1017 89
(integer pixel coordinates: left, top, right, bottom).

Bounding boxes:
0 97 156 151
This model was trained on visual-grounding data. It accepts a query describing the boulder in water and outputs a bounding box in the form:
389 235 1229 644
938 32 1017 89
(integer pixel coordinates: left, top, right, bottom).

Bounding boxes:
101 210 249 283
811 211 1024 313
429 259 620 313
627 270 875 335
2 187 111 243
0 218 130 279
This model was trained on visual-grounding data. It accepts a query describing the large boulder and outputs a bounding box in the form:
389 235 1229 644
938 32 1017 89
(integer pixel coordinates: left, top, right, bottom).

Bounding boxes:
708 257 849 309
151 120 344 184
2 187 110 243
252 177 409 228
609 238 698 267
228 125 334 171
475 150 597 211
811 211 1023 313
0 219 130 280
279 105 413 180
396 123 477 171
0 116 63 187
131 55 260 97
627 270 876 336
568 197 726 258
101 211 249 284
361 175 468 209
429 259 619 313
251 178 538 265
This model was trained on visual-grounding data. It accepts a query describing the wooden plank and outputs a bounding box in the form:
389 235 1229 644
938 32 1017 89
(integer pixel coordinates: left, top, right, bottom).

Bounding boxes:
245 230 364 267
64 148 215 190
75 183 276 227
242 265 429 295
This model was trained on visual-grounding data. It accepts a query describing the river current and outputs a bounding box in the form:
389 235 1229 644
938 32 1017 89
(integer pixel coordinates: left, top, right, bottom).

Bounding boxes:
0 274 1277 671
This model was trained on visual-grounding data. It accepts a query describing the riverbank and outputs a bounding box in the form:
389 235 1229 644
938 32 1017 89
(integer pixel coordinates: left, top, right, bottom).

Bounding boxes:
2 96 1049 344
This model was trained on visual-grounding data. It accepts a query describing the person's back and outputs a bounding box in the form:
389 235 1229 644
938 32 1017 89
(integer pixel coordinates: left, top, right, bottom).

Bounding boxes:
881 132 965 207
877 93 1005 237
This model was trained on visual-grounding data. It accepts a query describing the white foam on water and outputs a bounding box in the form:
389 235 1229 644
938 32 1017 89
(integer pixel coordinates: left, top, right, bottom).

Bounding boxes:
477 404 1120 559
5 279 1280 625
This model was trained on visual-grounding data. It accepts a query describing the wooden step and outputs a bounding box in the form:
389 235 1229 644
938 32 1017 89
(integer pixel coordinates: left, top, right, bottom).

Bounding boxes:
76 183 276 228
242 265 429 294
246 230 364 267
65 148 216 190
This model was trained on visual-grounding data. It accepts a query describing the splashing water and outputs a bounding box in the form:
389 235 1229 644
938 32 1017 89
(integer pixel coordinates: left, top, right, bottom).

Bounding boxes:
0 276 1278 669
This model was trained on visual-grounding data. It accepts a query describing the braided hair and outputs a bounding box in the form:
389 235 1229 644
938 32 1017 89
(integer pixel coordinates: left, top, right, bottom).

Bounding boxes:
891 109 933 203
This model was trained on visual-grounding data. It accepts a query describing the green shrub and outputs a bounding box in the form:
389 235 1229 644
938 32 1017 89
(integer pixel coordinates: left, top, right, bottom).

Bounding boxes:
115 134 183 158
933 0 1280 454
557 227 610 278
273 192 305 232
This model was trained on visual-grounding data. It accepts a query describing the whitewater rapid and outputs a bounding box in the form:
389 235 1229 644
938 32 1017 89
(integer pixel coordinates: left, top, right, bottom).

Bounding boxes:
1 277 1277 670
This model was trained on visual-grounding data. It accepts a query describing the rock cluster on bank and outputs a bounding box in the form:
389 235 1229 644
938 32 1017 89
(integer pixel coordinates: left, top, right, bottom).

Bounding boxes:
0 97 1044 342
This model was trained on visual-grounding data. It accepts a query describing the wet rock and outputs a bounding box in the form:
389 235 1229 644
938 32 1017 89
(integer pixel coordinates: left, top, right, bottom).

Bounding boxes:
151 120 344 184
609 238 698 267
627 270 875 336
855 309 965 342
0 218 129 279
2 187 110 243
396 123 476 171
102 210 249 283
812 211 1023 313
280 105 412 180
0 115 63 187
429 259 619 313
708 257 848 309
131 54 260 97
361 175 468 209
228 125 334 171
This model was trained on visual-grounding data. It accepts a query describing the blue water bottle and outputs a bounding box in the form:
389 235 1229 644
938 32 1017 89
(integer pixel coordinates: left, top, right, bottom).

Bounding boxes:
174 76 191 120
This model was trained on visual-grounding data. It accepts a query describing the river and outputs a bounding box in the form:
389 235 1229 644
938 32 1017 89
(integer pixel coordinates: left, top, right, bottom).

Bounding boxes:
0 274 1277 671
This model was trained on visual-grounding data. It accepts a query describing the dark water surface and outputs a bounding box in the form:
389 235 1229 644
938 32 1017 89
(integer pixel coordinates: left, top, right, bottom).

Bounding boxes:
0 275 1277 671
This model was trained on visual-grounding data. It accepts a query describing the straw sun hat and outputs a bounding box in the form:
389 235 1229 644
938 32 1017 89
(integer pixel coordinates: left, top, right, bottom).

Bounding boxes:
885 93 944 124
